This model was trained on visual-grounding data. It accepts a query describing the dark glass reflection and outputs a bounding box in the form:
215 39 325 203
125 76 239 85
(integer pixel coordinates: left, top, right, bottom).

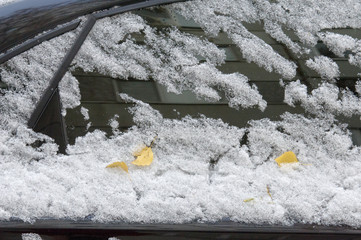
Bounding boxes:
33 88 68 153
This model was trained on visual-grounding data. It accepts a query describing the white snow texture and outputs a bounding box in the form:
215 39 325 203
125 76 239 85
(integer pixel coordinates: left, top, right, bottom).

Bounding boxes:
0 0 361 227
0 0 22 7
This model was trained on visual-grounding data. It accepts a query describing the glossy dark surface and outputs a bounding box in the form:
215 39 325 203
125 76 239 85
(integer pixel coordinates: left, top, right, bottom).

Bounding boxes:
0 19 80 64
32 88 68 153
0 220 361 239
0 0 137 54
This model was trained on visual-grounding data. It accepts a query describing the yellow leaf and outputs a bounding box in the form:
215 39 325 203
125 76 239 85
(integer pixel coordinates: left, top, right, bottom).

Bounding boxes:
106 161 128 173
243 198 254 203
131 146 153 166
275 151 298 166
133 145 146 157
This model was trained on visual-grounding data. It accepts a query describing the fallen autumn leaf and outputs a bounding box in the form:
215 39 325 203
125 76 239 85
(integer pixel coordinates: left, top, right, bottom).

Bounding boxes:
275 151 298 166
106 161 129 173
131 146 153 166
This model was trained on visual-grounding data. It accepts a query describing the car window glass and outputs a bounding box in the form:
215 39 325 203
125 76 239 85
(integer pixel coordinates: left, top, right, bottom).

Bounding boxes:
63 5 361 146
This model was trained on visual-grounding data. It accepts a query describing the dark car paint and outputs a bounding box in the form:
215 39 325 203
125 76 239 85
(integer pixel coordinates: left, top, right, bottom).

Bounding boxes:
1 220 361 239
0 0 137 54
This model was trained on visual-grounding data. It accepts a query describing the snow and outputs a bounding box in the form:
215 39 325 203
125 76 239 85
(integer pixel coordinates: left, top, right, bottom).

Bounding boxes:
319 32 357 57
319 32 361 69
22 233 41 240
0 0 360 228
80 107 90 121
172 1 298 79
0 0 22 7
305 56 340 80
284 80 361 117
356 81 361 95
1 98 360 225
74 13 266 110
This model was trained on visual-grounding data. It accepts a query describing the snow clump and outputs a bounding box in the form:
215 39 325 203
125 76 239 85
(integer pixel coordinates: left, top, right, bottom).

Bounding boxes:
305 56 340 80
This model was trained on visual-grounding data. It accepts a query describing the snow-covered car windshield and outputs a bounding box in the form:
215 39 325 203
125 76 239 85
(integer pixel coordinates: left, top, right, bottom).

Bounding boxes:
0 0 361 228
